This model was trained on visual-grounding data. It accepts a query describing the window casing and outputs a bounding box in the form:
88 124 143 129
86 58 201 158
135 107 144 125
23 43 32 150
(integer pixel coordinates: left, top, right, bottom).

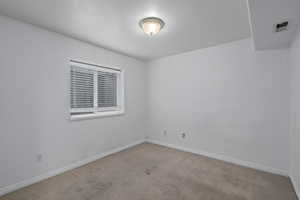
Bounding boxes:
70 61 124 120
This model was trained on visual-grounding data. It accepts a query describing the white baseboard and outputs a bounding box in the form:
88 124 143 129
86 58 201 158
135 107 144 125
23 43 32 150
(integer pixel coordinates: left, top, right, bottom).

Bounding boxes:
0 140 145 197
146 139 288 177
291 176 300 199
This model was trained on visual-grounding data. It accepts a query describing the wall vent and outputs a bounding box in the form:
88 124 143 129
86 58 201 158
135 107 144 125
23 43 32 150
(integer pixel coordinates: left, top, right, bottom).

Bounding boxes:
274 21 289 33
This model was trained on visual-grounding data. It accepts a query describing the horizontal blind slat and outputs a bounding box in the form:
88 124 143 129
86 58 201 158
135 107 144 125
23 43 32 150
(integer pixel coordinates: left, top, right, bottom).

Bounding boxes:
70 64 119 112
97 72 117 108
70 68 94 109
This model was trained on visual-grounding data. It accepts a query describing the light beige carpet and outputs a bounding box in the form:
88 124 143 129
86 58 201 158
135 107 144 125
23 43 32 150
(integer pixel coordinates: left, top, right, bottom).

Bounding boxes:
0 143 298 200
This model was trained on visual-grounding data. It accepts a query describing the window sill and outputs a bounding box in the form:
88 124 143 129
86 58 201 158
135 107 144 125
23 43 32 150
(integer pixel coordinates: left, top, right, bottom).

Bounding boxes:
70 110 124 121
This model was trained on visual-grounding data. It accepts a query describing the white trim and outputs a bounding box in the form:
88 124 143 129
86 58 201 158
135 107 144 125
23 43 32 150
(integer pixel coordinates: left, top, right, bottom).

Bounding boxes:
70 62 121 74
70 109 124 120
119 69 125 114
291 175 300 199
96 106 121 112
70 60 122 73
146 139 289 177
70 108 95 113
0 140 144 197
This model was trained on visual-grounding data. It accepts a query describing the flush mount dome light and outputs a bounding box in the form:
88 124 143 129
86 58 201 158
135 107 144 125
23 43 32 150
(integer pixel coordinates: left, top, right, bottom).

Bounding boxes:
139 17 165 36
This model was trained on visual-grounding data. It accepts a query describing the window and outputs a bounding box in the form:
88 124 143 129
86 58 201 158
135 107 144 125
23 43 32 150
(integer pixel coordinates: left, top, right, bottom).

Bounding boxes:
70 61 124 120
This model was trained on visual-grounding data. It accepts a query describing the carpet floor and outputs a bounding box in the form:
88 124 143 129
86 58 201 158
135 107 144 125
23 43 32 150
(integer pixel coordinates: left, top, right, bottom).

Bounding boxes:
0 143 298 200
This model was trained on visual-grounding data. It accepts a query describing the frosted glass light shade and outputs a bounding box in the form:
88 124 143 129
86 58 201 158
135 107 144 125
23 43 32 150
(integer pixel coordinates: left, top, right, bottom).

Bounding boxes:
139 17 165 36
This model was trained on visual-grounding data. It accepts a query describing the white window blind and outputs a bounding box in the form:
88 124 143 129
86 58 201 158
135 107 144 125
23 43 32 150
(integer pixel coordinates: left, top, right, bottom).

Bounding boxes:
71 66 94 112
97 71 117 108
70 61 124 119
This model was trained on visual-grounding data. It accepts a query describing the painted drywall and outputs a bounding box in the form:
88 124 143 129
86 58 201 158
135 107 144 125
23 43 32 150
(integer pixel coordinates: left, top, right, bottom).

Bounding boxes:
247 0 300 51
0 13 295 196
147 39 290 174
290 27 300 196
0 16 147 189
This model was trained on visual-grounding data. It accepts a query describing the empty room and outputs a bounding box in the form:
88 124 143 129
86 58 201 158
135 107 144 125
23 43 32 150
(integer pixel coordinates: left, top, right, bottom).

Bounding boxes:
1 0 300 199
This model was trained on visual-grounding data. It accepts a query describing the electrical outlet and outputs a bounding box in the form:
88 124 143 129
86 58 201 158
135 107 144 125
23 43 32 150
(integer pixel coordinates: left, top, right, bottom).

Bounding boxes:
181 132 186 139
163 130 167 136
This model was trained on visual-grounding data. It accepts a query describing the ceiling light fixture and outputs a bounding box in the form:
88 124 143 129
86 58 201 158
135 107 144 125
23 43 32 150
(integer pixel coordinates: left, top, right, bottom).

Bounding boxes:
139 17 165 36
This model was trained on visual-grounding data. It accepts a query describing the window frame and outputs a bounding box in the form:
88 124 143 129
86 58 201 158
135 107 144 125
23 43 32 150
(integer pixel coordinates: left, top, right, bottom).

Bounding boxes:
69 60 125 120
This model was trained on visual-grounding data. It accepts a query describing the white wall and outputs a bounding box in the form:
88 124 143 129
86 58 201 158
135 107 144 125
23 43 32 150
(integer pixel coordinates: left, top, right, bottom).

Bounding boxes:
0 16 147 189
0 13 296 195
147 39 290 174
290 27 300 195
